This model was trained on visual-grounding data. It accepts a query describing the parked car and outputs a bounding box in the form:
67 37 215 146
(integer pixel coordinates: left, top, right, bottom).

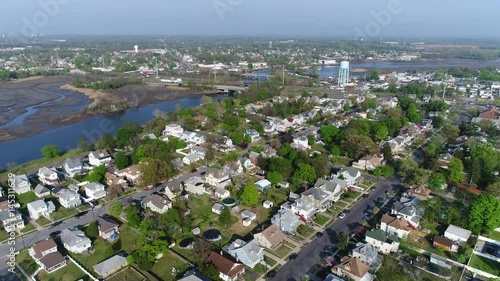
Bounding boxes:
316 232 324 238
146 185 154 190
49 231 61 237
363 194 369 198
289 253 298 260
266 270 277 279
200 171 206 176
371 186 376 192
191 168 198 173
339 213 346 219
75 212 87 218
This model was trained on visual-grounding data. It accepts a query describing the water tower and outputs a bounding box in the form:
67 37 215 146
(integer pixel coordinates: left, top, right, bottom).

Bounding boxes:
134 45 139 54
338 61 350 87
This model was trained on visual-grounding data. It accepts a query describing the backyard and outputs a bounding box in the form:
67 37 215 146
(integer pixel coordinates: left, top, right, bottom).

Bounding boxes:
107 267 146 281
469 254 500 276
37 262 89 281
150 252 189 281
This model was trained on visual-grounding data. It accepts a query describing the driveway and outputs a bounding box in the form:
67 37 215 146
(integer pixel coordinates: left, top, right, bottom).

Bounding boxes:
273 177 403 281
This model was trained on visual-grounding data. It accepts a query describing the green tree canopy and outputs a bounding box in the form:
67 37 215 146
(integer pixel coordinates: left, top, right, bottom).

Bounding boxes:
292 163 317 186
240 182 260 206
41 145 60 158
373 165 395 178
114 151 130 170
468 194 500 234
96 133 116 150
340 135 378 159
85 222 99 239
319 125 339 144
219 206 233 227
448 158 464 185
139 158 171 187
87 165 107 184
266 171 283 185
428 172 447 189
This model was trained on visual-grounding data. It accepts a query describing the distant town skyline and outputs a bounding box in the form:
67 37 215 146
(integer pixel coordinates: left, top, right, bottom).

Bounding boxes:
1 0 499 39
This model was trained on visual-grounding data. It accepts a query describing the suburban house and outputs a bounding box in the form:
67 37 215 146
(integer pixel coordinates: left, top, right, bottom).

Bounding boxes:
300 188 332 212
332 256 373 281
97 216 120 241
281 199 317 221
9 174 31 194
163 124 184 138
444 225 472 244
245 129 261 142
391 196 422 228
85 182 107 200
223 239 264 268
29 239 67 273
205 169 231 187
183 153 203 165
255 179 272 192
178 270 210 281
184 176 207 195
93 253 128 279
115 165 141 184
365 229 400 254
58 190 82 209
141 194 172 214
333 167 363 186
0 209 25 232
314 178 347 202
88 150 113 166
33 184 51 198
27 200 56 220
240 210 257 221
352 155 385 171
180 131 206 144
60 228 92 253
212 203 225 214
105 172 128 188
271 209 302 233
351 243 382 269
63 158 83 177
214 187 230 200
433 236 456 252
253 225 286 249
380 214 411 239
191 146 207 157
171 158 185 170
408 185 432 200
37 167 60 186
292 136 310 150
206 252 245 281
223 161 243 177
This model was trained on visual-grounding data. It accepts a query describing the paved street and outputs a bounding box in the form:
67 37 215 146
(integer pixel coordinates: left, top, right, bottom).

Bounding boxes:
273 177 403 281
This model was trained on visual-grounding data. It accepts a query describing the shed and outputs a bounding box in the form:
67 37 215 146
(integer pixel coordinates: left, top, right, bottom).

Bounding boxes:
263 200 273 209
444 225 472 243
243 218 252 227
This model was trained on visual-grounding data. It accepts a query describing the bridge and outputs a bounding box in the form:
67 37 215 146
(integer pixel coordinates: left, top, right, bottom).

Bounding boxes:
215 85 248 92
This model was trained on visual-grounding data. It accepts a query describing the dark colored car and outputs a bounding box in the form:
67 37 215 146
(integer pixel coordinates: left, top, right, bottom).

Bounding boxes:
51 221 62 227
363 194 369 198
75 211 88 218
266 270 277 278
289 253 298 260
200 171 206 176
371 186 376 192
50 231 61 237
191 168 198 173
316 232 324 238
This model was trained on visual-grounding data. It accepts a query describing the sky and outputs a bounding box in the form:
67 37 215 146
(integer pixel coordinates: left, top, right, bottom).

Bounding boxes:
1 0 499 39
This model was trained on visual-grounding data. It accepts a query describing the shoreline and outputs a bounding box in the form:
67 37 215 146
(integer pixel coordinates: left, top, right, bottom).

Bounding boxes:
60 84 107 108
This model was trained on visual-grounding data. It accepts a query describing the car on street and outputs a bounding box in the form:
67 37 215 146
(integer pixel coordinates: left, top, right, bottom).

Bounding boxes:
266 270 277 279
191 168 198 173
51 221 62 227
316 232 323 238
50 231 61 237
289 253 298 260
146 185 154 190
370 186 376 192
339 212 346 219
363 193 369 198
200 171 206 176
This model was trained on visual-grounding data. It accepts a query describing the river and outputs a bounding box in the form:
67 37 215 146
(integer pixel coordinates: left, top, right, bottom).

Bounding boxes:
0 94 226 170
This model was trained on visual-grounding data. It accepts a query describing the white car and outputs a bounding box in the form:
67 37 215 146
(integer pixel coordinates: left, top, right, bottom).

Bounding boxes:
339 213 346 219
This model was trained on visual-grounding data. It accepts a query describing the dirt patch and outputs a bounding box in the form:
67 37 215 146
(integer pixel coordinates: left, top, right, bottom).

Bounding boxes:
60 84 106 107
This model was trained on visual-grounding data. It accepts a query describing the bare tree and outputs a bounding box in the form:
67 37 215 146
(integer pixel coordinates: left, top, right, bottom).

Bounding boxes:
193 238 215 262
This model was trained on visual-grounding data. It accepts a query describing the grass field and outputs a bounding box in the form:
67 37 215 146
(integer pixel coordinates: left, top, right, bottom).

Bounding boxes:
469 254 500 276
37 262 89 281
150 252 189 281
297 225 315 238
314 214 330 226
16 250 38 275
72 239 116 275
107 267 146 281
267 244 293 259
486 231 500 242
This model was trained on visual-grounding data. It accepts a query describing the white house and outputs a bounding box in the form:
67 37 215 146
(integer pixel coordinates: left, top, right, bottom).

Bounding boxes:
212 203 225 214
27 200 56 220
205 169 230 187
444 225 472 244
115 165 141 184
365 229 400 254
58 190 82 209
85 182 107 200
214 187 230 200
163 124 184 138
9 174 31 194
380 214 411 239
255 179 272 192
60 228 92 253
184 176 206 195
88 150 112 166
37 167 59 186
191 146 207 157
141 194 172 214
63 158 83 177
0 209 25 232
352 155 385 171
207 252 245 281
183 153 203 165
223 239 264 269
245 129 261 142
333 167 363 186
292 136 310 150
33 184 51 198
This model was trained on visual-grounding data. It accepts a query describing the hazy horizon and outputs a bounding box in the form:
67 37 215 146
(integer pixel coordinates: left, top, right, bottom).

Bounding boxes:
1 0 499 39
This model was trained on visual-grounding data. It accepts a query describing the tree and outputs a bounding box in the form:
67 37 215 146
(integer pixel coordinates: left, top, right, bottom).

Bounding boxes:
292 163 317 186
266 171 283 185
338 234 349 250
319 125 339 144
114 152 130 170
78 137 93 152
108 201 122 218
199 263 222 281
448 158 464 185
361 98 377 111
96 133 115 150
431 116 445 128
140 158 170 187
442 125 460 141
486 182 500 197
468 194 500 234
369 71 380 81
219 206 233 227
381 143 394 165
428 172 447 189
230 131 244 146
115 121 141 148
87 165 107 184
340 135 378 159
124 206 141 228
372 123 388 142
201 95 213 104
85 222 99 239
41 145 60 158
406 103 421 123
240 182 259 206
373 165 394 178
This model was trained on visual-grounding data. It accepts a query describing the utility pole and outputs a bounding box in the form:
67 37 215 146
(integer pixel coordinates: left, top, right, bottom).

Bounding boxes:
282 65 285 85
154 57 159 79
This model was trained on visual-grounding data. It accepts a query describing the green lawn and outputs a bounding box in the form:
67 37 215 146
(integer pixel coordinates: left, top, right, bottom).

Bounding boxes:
16 192 38 205
107 267 146 281
36 217 52 227
16 250 39 275
1 149 84 180
486 231 500 242
150 252 189 281
72 239 116 275
297 225 315 238
37 262 89 281
267 244 293 259
51 207 79 221
23 223 36 233
119 226 140 254
469 254 500 276
314 214 330 226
